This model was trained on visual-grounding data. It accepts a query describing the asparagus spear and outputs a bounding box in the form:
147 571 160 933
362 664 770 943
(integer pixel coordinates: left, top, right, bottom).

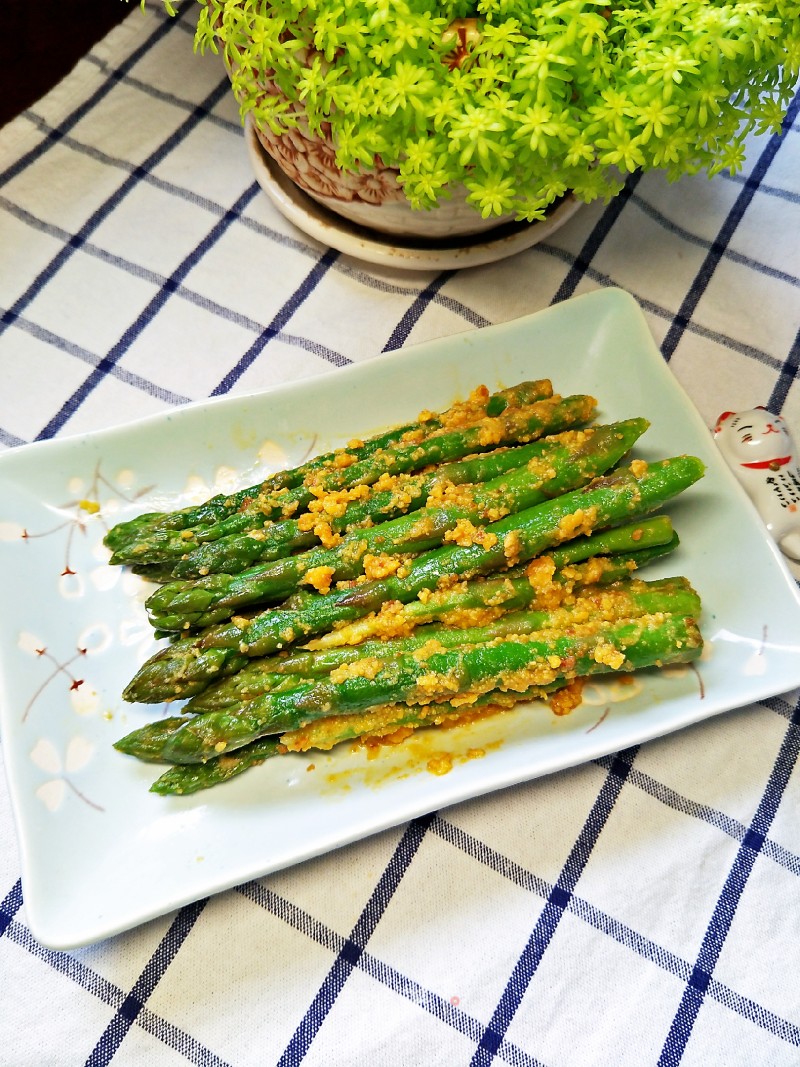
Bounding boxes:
544 513 675 566
183 521 683 707
121 596 701 765
123 455 704 704
104 378 554 554
108 393 596 566
183 576 700 712
120 569 700 760
146 419 648 630
142 612 704 764
151 521 678 661
131 434 574 584
150 737 284 795
115 717 192 762
277 691 524 754
148 693 516 795
146 569 700 793
297 535 681 658
302 514 679 645
162 422 627 580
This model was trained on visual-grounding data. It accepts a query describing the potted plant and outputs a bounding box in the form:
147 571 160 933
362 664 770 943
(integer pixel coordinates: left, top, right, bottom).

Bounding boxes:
161 0 799 242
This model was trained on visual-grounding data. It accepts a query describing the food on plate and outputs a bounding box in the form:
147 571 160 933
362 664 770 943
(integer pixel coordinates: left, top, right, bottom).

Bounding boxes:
106 379 705 794
145 418 648 631
106 379 574 568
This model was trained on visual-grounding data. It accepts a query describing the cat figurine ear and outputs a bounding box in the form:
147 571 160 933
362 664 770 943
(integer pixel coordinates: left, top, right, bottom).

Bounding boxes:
714 407 800 560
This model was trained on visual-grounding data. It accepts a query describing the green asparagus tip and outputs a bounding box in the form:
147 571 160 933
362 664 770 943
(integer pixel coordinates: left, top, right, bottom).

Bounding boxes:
149 737 282 794
114 716 191 761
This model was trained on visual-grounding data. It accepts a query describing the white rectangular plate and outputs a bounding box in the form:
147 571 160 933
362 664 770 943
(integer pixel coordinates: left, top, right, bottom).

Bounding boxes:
2 288 800 949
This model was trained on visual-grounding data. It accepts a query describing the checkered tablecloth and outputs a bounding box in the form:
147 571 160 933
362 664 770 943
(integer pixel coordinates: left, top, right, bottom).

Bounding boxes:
2 4 800 1065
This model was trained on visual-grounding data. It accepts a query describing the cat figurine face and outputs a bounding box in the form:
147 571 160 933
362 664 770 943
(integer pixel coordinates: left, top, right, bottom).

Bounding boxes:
714 407 800 560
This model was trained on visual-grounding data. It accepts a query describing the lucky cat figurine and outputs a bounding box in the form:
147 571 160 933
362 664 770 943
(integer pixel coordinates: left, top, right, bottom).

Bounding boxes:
714 407 800 560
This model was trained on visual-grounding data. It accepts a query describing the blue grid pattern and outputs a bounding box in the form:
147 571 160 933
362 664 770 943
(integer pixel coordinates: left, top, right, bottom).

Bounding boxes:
1 4 799 1064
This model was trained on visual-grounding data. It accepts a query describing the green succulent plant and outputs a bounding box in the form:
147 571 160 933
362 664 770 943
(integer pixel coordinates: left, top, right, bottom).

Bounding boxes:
170 0 800 219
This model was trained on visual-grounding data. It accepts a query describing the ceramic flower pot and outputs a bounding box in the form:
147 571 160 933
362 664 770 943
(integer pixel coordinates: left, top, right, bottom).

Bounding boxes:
244 115 583 268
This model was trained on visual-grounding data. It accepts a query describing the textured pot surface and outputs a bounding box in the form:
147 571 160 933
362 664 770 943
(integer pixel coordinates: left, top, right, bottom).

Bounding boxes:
252 122 515 239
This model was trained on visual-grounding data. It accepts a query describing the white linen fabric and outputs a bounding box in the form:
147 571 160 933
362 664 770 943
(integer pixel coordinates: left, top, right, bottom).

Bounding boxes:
1 5 799 1066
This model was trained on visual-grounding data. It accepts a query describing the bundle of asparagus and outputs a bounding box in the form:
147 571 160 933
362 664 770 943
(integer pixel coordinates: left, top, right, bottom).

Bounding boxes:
107 379 705 795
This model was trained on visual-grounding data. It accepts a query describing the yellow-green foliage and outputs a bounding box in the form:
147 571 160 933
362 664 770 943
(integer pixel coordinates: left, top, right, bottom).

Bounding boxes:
184 0 799 218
